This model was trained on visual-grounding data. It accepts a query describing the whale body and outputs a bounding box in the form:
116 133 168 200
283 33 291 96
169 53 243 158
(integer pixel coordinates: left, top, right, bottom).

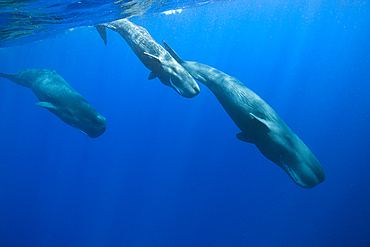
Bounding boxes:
163 41 325 188
0 69 107 138
96 19 200 98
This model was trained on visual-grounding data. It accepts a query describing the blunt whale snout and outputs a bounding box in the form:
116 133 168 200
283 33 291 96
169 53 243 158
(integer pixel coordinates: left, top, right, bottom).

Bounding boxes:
278 154 325 189
83 115 107 138
285 150 325 188
169 72 200 98
67 102 107 138
90 114 107 138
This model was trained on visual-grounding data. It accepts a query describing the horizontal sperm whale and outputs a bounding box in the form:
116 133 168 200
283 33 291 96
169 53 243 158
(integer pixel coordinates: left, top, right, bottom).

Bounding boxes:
0 69 107 138
163 41 325 188
95 19 200 98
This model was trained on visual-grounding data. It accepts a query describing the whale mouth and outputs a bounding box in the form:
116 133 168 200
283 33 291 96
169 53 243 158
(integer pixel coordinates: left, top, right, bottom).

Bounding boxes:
169 77 182 96
71 124 89 137
279 161 316 189
281 162 300 185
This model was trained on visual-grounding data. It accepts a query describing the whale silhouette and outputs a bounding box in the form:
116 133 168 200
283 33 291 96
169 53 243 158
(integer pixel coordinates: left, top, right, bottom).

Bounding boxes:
163 41 325 188
0 69 107 138
95 19 200 98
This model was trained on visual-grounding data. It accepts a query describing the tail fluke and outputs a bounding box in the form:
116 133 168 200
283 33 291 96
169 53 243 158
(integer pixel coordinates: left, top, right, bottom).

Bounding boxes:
0 71 30 88
162 40 184 64
0 72 14 82
95 25 107 45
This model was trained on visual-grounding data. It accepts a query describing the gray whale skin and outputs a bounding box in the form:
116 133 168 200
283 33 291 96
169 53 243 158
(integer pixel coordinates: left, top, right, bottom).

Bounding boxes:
164 41 325 188
0 69 106 138
95 19 200 98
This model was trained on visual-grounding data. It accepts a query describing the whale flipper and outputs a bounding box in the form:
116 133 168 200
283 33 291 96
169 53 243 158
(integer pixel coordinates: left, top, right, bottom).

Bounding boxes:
143 52 163 69
236 132 254 143
0 72 16 83
35 102 57 110
250 112 271 132
148 71 157 80
162 40 184 64
95 25 107 45
143 52 161 62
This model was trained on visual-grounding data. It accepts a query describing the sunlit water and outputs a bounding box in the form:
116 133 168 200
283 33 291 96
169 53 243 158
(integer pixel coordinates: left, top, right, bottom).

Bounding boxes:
0 1 369 246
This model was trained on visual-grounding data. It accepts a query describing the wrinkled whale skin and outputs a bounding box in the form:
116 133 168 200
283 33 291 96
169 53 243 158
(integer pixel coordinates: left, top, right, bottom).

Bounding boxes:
163 41 325 188
96 19 200 98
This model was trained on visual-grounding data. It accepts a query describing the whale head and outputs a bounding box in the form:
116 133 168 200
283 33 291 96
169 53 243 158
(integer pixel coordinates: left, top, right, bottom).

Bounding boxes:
37 99 107 138
68 103 107 138
275 135 325 189
164 64 200 98
145 51 200 98
73 110 107 138
248 113 325 188
258 125 325 189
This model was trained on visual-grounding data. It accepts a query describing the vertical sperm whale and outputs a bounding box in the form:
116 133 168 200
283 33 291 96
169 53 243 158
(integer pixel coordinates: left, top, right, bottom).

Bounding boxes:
163 41 325 188
96 19 200 98
0 69 107 138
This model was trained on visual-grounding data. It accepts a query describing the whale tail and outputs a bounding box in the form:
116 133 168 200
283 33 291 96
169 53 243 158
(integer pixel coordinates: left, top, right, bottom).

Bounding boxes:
0 70 35 88
162 40 184 64
95 25 107 45
0 72 16 82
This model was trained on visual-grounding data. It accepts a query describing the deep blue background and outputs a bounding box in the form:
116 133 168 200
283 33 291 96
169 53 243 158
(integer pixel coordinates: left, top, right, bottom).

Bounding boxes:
1 1 370 246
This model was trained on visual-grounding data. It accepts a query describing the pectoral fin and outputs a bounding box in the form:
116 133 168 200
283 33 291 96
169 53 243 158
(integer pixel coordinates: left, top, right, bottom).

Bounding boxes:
143 52 161 62
236 132 254 143
36 102 57 110
95 25 107 45
148 71 157 80
250 112 270 131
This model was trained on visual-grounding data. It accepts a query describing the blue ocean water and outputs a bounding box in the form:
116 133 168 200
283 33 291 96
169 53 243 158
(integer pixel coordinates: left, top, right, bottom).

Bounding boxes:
0 0 370 246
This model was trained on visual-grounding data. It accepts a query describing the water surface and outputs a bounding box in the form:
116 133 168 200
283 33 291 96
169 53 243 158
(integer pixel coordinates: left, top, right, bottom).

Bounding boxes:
0 1 369 246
